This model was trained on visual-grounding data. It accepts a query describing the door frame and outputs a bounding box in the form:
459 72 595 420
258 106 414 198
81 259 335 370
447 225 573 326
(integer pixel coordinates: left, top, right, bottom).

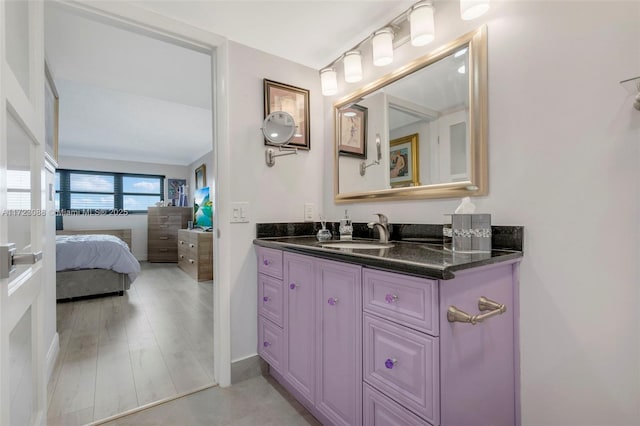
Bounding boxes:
51 0 232 387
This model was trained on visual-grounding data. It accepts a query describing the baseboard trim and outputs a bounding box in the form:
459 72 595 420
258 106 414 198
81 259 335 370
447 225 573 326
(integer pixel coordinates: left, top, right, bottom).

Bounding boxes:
45 332 60 383
231 354 267 384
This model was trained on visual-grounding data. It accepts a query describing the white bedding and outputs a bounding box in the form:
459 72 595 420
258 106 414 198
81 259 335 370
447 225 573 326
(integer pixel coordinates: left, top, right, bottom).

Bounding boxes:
56 234 141 282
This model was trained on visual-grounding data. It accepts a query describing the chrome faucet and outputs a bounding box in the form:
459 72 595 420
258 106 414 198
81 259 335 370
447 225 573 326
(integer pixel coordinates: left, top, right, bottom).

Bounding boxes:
368 213 390 243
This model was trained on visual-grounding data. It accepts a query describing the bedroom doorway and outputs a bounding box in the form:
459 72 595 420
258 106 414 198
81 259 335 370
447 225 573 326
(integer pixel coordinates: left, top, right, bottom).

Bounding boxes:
44 3 223 424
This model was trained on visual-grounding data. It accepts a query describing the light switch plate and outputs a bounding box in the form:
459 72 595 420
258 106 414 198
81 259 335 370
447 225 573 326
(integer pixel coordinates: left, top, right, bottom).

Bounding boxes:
231 202 249 223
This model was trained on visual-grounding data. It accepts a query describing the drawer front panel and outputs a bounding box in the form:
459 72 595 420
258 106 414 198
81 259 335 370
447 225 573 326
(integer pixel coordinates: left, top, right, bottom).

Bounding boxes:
363 314 439 424
363 268 439 336
258 317 283 374
364 383 432 426
258 273 284 327
257 247 283 279
148 216 185 227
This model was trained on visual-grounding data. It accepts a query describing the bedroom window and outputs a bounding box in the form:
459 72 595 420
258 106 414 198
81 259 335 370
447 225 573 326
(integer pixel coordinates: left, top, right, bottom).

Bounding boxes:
56 170 164 214
7 169 31 209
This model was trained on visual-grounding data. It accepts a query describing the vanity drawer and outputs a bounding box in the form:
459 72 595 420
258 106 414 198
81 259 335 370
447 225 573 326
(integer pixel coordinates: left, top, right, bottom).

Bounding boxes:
363 268 439 336
257 247 283 279
363 313 439 425
258 273 284 327
364 383 432 426
258 317 283 374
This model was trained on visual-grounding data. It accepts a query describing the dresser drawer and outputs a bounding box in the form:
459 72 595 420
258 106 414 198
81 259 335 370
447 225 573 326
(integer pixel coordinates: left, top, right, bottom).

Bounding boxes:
258 273 284 327
363 313 439 424
258 317 283 374
364 383 432 426
257 247 283 279
363 268 439 336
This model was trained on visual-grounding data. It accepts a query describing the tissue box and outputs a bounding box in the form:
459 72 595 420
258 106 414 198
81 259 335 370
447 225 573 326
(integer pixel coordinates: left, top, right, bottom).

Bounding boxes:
443 214 492 252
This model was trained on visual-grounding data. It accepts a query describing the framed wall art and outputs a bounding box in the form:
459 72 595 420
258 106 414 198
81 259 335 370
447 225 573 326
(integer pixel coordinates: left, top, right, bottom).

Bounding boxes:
264 79 310 150
195 164 206 189
390 133 420 187
338 104 367 158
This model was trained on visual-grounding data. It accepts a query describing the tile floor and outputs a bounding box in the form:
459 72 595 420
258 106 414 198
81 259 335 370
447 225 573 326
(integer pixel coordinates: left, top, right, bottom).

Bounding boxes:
47 262 214 425
97 375 320 426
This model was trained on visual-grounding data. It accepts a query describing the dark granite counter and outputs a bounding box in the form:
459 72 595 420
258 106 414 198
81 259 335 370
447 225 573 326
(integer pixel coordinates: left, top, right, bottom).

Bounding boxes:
254 236 523 280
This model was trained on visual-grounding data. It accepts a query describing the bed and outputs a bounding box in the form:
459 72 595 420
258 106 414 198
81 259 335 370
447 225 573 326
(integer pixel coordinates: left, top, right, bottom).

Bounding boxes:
55 229 141 301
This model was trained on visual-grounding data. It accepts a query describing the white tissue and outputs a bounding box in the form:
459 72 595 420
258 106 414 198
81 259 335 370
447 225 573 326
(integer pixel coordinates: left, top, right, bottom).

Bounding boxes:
454 197 476 214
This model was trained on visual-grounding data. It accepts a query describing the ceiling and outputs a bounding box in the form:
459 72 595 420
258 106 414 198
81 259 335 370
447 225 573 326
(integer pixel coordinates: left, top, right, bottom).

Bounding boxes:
45 1 415 165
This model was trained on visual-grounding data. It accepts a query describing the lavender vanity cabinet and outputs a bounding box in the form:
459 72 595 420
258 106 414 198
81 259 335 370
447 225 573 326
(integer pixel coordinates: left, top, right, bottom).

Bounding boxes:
255 245 520 426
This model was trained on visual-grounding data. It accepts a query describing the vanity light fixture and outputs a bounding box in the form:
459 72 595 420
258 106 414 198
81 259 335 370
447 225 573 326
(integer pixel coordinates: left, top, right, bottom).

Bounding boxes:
460 0 490 21
344 51 363 83
320 68 338 96
409 1 435 47
372 28 394 67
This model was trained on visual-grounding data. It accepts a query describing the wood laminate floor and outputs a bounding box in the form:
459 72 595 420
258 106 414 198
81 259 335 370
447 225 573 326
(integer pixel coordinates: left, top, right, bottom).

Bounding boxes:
47 262 214 425
98 375 320 426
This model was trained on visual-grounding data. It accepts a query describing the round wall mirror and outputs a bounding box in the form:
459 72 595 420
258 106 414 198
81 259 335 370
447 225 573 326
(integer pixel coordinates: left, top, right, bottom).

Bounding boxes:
262 111 296 145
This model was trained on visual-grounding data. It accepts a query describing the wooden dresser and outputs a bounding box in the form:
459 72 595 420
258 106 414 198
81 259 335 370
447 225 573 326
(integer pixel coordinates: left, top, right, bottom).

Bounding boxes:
177 229 213 281
147 207 192 262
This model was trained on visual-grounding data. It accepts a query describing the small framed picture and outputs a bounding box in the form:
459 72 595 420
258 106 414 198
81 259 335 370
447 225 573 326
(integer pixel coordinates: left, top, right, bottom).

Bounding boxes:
264 79 310 150
168 178 187 205
338 104 367 158
390 133 420 187
195 164 206 189
45 61 59 162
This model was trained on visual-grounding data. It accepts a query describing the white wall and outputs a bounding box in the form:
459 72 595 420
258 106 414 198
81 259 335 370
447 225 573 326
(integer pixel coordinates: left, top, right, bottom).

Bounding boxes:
323 1 640 424
57 155 189 260
226 41 324 361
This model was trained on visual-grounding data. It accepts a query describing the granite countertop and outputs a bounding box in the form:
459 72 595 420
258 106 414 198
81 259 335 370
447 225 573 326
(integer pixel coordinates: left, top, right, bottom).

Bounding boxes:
254 236 523 280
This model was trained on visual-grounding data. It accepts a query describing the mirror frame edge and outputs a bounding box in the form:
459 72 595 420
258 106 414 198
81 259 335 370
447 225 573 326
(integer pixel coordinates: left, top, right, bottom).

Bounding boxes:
333 25 488 204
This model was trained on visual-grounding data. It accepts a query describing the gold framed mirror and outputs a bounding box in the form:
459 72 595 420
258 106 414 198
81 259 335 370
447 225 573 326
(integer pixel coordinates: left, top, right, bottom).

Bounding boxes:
334 26 487 203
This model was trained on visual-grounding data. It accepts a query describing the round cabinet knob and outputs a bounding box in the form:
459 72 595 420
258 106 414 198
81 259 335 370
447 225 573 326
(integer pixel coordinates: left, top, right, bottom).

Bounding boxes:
263 259 270 266
289 283 297 290
385 358 397 369
263 341 270 347
263 296 270 302
328 297 339 306
385 294 399 304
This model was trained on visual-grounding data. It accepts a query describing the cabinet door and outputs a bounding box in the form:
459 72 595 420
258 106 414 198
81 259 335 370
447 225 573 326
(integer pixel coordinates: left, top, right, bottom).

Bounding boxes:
315 259 362 426
283 253 315 405
439 263 516 426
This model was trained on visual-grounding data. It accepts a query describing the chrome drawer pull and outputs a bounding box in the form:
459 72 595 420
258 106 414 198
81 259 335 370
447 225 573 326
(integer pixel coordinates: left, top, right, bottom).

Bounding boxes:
447 296 506 325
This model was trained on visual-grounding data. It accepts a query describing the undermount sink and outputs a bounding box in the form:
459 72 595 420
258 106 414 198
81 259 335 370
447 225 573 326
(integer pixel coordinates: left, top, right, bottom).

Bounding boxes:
321 242 395 250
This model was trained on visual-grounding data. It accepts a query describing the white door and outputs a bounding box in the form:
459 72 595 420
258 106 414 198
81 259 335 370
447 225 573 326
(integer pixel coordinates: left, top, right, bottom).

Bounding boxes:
0 0 47 425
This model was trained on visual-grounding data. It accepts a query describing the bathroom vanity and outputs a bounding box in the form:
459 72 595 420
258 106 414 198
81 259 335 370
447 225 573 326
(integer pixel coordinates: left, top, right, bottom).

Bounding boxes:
254 234 522 426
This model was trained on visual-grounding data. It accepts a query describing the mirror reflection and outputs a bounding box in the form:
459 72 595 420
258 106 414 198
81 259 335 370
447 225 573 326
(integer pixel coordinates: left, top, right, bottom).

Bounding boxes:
334 26 487 202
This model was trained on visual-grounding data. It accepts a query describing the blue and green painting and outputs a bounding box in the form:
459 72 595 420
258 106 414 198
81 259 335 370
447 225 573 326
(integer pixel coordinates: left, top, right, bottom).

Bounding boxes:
193 186 213 228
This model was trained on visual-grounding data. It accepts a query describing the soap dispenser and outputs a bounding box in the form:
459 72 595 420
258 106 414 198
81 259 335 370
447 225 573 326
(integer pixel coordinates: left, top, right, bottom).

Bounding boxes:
339 210 353 241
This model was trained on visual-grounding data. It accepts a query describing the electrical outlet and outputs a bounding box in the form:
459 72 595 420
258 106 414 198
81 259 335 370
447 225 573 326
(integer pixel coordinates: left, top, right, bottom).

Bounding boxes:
304 203 315 222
